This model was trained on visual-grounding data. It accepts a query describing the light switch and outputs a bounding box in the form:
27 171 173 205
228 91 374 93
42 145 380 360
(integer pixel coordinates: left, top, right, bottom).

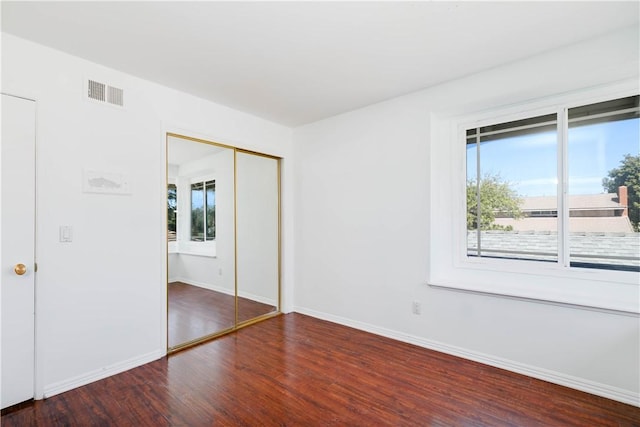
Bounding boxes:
60 226 73 242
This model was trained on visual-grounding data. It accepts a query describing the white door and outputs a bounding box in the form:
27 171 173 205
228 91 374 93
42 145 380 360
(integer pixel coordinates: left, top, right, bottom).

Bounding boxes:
1 93 36 409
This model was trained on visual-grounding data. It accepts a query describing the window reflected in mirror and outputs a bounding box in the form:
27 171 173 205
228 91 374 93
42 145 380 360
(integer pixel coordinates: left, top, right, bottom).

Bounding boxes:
190 180 215 241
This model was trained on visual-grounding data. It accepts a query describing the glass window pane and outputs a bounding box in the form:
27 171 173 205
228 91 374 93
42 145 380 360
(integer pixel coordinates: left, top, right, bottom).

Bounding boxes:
466 136 479 257
191 182 204 241
568 95 640 272
466 114 558 262
168 184 177 242
206 180 216 240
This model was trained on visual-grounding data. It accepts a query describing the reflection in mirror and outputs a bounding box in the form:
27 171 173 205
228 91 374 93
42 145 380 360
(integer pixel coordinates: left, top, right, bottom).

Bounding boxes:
167 135 235 349
236 151 280 324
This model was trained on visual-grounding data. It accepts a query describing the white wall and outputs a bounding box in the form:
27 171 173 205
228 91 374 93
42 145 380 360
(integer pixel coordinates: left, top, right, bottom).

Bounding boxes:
1 33 292 397
293 26 640 405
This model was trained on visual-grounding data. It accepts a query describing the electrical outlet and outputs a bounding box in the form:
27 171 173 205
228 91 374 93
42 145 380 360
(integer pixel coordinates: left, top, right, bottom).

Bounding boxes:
412 301 421 315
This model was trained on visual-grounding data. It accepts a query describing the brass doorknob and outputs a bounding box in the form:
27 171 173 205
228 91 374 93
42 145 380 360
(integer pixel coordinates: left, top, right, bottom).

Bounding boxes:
14 263 27 275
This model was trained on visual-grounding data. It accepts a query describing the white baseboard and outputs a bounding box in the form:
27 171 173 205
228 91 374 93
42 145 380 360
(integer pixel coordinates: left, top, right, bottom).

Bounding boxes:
43 349 165 399
172 277 234 296
238 290 277 307
294 306 640 407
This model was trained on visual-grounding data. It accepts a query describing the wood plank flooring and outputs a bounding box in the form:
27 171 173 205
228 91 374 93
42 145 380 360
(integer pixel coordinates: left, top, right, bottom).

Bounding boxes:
168 282 276 347
3 313 639 426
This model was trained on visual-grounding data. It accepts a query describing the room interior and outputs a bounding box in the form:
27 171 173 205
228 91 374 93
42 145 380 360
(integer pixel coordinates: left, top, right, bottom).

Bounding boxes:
1 1 639 422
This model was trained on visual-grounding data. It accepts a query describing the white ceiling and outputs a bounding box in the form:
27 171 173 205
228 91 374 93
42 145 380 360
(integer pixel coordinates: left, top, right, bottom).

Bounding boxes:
2 1 638 127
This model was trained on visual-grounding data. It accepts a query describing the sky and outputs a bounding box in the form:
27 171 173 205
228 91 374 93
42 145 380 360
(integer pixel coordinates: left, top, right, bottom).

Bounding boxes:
467 117 639 197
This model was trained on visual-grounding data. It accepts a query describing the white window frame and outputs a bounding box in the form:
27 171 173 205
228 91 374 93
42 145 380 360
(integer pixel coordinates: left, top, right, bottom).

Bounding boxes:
189 177 216 243
176 173 217 258
428 81 639 314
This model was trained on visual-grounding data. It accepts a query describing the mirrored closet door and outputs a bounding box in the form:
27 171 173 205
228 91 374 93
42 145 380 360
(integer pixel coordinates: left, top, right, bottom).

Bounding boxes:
236 151 280 324
166 134 280 352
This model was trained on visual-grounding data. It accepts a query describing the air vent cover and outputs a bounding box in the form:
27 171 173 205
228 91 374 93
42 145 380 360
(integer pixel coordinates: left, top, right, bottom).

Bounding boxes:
86 79 124 107
87 80 106 102
107 86 124 106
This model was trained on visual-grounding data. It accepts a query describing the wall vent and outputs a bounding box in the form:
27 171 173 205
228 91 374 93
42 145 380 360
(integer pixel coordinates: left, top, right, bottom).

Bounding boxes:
87 80 106 102
107 86 124 106
86 79 124 107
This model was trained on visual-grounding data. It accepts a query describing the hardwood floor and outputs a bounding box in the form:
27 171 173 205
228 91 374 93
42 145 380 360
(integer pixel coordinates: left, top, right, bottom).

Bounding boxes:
168 282 276 347
3 313 639 426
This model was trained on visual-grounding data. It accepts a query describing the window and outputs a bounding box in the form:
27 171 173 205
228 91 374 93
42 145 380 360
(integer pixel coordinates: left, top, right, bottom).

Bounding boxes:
466 113 558 263
567 96 639 271
190 180 215 242
465 95 639 272
430 84 639 313
168 183 177 242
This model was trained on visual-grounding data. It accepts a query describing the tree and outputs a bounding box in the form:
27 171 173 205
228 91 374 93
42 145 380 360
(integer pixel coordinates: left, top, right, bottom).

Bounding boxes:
167 185 177 231
467 173 522 230
603 154 640 231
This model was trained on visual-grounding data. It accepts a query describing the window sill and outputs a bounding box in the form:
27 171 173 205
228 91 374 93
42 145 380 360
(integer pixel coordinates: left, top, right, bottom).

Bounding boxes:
171 240 217 258
428 264 639 315
428 280 639 316
174 251 217 258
